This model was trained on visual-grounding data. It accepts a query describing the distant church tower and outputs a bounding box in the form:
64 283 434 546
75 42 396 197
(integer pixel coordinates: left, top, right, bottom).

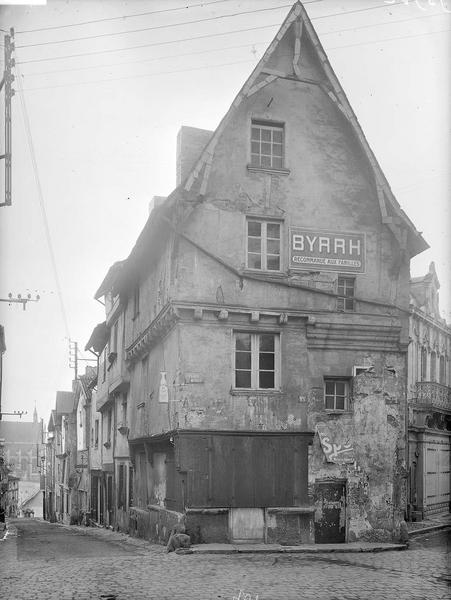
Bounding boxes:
33 404 38 423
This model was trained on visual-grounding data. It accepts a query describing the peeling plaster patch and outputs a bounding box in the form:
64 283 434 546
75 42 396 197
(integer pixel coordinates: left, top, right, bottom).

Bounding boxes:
348 514 372 539
384 394 399 405
386 414 399 428
287 414 296 425
185 408 205 428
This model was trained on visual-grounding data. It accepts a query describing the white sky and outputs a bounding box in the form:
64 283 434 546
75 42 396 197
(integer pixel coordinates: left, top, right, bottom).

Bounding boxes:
0 0 449 423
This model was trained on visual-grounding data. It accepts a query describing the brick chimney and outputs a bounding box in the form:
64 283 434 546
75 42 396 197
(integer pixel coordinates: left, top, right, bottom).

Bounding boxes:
176 126 213 186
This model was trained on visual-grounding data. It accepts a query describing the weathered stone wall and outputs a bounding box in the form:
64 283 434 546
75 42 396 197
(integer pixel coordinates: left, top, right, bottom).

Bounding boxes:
127 328 180 440
308 355 407 541
185 511 229 544
129 505 183 545
266 511 315 545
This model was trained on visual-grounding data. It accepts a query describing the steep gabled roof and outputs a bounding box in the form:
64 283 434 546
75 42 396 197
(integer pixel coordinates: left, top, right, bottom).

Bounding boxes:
183 1 427 258
55 391 74 415
94 260 125 300
112 1 428 295
410 262 445 323
48 409 56 432
85 321 108 353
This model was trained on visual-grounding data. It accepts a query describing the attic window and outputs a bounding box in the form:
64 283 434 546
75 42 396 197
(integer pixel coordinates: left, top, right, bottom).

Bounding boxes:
251 120 284 170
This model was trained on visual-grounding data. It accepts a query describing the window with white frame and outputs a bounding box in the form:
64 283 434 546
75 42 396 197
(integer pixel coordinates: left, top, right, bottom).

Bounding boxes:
324 378 350 411
247 220 281 271
251 120 284 169
111 321 118 354
430 351 437 382
337 277 355 311
421 347 427 381
234 332 279 390
133 284 140 319
439 355 446 385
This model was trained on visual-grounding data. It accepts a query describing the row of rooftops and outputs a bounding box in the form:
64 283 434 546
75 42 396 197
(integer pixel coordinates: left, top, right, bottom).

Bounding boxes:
47 368 97 433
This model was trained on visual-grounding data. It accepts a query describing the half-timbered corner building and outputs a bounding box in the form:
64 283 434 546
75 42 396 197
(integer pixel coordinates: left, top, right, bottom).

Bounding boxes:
88 1 430 545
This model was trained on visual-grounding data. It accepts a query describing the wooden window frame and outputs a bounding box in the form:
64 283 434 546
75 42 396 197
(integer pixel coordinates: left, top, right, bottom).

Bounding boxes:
439 354 446 385
117 463 125 509
233 331 280 391
94 419 99 448
246 219 282 272
132 284 140 319
106 408 112 444
250 120 285 170
430 351 437 382
337 276 355 312
324 378 351 412
421 347 428 381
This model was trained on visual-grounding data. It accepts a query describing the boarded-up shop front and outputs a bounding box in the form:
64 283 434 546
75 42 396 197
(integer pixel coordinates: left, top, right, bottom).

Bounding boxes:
129 429 314 544
176 430 314 544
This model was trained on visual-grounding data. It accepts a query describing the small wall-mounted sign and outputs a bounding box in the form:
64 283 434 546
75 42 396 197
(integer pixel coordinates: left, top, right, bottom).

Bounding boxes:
316 423 355 464
290 227 365 273
159 371 169 403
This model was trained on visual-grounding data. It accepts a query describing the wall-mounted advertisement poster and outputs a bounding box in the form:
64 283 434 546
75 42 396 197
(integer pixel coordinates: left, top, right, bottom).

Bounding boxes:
289 227 366 274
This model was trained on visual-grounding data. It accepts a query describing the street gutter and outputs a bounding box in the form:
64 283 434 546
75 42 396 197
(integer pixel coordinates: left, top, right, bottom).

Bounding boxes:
408 524 451 538
178 542 408 555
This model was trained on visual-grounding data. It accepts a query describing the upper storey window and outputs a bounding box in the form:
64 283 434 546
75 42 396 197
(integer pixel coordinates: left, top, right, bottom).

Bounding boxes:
251 120 284 170
132 284 140 319
247 220 281 271
234 332 280 390
337 277 355 312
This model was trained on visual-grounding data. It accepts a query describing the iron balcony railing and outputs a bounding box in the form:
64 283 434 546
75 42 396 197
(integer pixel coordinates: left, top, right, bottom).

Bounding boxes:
414 381 451 411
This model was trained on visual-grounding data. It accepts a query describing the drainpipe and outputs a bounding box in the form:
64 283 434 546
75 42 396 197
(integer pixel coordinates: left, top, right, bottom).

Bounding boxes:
405 340 411 522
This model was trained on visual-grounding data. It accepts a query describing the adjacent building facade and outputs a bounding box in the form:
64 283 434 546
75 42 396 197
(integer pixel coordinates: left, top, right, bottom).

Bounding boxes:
407 263 451 519
46 391 75 523
0 413 43 517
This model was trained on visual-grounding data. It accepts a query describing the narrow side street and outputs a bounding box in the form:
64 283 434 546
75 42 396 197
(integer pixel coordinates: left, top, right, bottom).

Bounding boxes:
1 519 449 600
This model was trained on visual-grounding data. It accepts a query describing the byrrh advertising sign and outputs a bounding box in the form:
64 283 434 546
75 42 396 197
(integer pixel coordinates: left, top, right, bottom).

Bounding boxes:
289 227 365 274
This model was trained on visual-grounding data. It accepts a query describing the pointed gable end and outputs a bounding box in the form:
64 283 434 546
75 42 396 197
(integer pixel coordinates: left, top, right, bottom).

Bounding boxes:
183 1 427 259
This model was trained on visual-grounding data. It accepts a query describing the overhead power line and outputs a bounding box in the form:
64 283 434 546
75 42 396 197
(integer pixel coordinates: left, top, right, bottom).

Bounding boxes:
15 0 237 34
313 0 407 21
16 4 295 49
20 11 447 79
327 25 451 51
21 41 266 78
320 10 446 38
20 25 451 93
15 0 326 35
17 2 446 50
15 64 71 339
15 0 425 65
21 58 257 92
17 23 281 64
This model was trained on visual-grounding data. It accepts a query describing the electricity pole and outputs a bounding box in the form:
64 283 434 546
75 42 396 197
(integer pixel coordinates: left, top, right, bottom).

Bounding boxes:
69 339 78 380
69 339 96 381
0 292 40 311
0 28 15 208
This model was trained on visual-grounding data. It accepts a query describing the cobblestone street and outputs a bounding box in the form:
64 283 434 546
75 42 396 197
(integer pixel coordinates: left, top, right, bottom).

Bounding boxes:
0 519 449 600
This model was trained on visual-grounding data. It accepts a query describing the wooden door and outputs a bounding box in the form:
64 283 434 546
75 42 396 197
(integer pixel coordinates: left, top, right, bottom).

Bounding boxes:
229 508 265 543
314 480 346 543
425 438 450 514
